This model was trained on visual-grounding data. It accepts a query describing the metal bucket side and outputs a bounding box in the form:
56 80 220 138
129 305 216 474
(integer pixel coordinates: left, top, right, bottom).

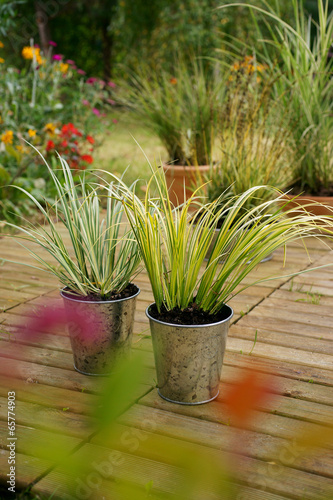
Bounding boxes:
61 285 140 376
146 304 233 405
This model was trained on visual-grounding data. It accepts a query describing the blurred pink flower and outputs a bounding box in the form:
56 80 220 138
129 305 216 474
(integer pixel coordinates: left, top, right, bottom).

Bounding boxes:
52 54 63 61
108 81 116 88
107 99 115 105
23 303 102 345
86 76 98 84
77 69 86 75
66 59 75 64
49 41 57 47
112 119 118 124
82 99 89 106
92 108 101 116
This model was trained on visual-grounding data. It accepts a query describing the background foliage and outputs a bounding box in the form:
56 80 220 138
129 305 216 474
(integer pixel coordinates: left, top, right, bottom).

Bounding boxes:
1 0 323 77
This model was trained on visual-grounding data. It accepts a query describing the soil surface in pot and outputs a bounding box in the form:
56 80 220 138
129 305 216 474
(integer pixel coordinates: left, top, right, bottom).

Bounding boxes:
62 283 138 302
149 302 231 325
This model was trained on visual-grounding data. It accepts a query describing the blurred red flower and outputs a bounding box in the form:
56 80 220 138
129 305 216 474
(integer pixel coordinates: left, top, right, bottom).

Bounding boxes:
81 154 93 164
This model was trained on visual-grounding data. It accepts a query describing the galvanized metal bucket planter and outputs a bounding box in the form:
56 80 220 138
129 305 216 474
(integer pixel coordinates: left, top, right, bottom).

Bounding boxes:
146 304 234 405
61 285 140 376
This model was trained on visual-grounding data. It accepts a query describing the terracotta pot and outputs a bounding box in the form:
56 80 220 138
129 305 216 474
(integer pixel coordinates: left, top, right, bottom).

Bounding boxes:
163 164 210 206
281 194 333 217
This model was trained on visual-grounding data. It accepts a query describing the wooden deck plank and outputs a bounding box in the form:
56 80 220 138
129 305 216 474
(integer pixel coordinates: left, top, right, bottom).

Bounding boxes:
0 421 80 460
0 395 92 438
0 450 53 490
139 389 333 442
230 324 333 354
116 406 333 476
31 437 333 500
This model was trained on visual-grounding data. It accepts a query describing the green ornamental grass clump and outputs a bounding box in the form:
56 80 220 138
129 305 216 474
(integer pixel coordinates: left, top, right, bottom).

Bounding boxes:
219 0 333 194
111 154 333 316
120 56 224 166
207 69 295 214
4 149 141 298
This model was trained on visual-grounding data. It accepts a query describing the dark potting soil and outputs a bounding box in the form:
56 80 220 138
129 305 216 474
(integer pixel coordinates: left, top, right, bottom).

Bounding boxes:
62 283 138 302
149 302 231 326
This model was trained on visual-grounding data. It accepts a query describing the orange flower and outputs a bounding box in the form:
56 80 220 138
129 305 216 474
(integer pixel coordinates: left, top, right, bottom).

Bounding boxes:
170 77 177 84
224 368 276 427
59 62 69 73
1 130 13 144
22 46 43 65
44 123 56 135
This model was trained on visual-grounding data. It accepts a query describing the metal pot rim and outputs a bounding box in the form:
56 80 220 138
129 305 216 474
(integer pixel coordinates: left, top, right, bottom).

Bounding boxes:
60 284 140 304
146 303 233 328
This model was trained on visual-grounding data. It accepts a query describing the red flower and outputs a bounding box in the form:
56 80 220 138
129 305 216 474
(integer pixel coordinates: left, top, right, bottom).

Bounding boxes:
61 139 68 148
81 154 93 164
86 135 94 144
46 140 55 151
61 123 82 138
69 159 79 169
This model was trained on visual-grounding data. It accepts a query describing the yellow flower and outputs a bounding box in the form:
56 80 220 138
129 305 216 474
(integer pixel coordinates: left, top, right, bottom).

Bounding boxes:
0 58 4 64
246 64 255 74
0 116 2 124
28 129 36 137
59 62 69 73
44 122 56 135
0 41 4 48
1 130 14 144
22 46 43 65
16 145 24 153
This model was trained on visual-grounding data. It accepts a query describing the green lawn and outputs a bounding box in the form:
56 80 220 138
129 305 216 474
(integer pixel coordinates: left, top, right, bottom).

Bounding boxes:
95 109 166 191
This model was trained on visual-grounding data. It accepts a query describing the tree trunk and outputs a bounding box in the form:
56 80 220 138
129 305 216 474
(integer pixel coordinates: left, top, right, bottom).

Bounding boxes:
35 1 51 55
101 20 113 80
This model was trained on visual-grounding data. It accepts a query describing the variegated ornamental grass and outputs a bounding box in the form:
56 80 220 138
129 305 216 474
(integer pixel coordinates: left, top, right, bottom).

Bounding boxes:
4 150 141 298
113 157 333 315
219 0 333 192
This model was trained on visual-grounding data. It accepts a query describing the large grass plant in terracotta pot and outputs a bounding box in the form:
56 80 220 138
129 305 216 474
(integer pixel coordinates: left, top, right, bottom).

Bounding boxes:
120 55 224 205
220 0 333 215
204 71 295 260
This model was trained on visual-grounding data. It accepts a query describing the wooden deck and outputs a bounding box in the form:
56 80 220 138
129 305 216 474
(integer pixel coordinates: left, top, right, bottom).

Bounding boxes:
0 227 333 499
